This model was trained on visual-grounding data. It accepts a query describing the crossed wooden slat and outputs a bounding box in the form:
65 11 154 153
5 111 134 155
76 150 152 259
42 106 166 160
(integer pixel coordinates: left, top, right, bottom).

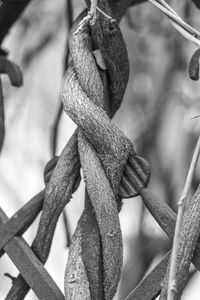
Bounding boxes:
0 190 65 300
1 182 200 299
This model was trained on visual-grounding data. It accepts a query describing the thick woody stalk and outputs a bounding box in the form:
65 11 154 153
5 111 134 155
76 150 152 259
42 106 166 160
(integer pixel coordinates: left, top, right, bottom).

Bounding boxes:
160 184 200 300
167 137 200 300
160 138 200 300
62 2 130 296
5 1 146 299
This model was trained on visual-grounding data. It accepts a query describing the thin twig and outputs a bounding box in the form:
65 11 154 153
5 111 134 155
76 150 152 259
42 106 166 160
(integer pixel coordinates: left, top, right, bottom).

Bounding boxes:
156 0 179 17
0 78 4 152
148 0 200 47
167 136 200 300
74 1 116 35
51 102 63 157
51 0 74 249
191 114 200 119
96 6 116 22
74 0 98 34
50 0 73 157
62 208 71 247
89 0 98 24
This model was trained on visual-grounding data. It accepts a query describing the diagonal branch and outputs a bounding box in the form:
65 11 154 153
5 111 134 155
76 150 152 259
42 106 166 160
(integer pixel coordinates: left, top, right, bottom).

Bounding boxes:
166 137 200 300
148 0 200 47
50 0 73 158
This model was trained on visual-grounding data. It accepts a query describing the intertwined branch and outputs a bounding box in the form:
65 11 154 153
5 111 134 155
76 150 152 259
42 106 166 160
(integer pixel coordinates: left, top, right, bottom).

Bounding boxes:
61 3 150 297
1 1 200 300
1 0 150 299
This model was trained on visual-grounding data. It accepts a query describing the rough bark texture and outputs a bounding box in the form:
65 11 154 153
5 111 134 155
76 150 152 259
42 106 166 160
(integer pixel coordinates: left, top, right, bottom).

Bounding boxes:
64 218 91 300
0 79 4 152
0 209 64 300
81 191 103 299
160 185 200 299
124 186 200 299
141 187 200 271
125 252 171 300
62 9 130 297
2 1 200 299
4 1 149 299
0 190 44 254
141 188 176 239
6 133 81 299
78 133 123 299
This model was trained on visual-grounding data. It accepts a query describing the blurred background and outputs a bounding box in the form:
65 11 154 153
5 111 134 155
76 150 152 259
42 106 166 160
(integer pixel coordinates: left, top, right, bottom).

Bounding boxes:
1 0 200 299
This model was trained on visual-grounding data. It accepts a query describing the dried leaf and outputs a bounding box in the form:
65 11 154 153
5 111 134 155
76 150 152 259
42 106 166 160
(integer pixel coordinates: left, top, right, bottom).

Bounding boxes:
188 48 200 81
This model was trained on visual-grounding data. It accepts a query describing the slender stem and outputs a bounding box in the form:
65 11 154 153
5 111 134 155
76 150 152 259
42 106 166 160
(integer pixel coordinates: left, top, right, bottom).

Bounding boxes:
89 0 98 20
148 0 200 47
50 0 73 157
50 0 73 249
51 103 63 157
167 136 200 300
156 0 179 17
96 7 115 22
0 78 5 153
62 208 71 247
74 0 99 34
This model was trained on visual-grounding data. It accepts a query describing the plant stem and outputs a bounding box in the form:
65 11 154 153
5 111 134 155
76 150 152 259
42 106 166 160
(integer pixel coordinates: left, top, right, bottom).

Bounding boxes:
148 0 200 47
167 136 200 300
51 0 73 157
89 0 98 20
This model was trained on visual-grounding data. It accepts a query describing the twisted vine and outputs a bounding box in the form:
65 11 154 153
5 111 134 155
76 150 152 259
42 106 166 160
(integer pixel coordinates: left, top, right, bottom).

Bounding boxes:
5 1 150 299
62 8 130 299
62 1 150 299
2 1 200 299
